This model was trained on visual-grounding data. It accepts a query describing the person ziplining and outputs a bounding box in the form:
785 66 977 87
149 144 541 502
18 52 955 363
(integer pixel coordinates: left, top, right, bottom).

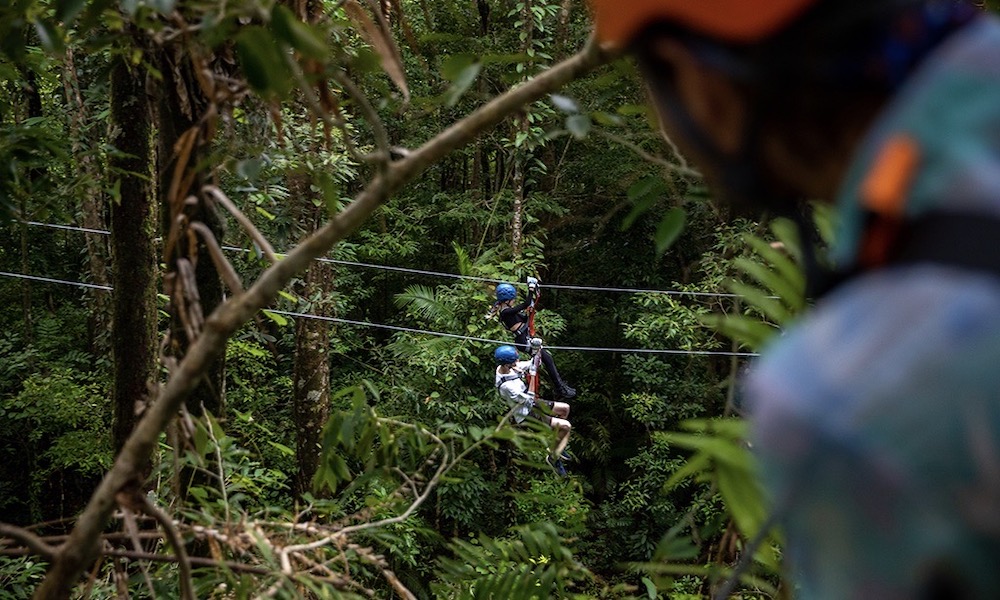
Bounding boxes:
493 344 572 476
486 276 577 400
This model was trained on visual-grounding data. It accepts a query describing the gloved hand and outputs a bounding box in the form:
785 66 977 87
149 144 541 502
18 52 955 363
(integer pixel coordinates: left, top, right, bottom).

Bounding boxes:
526 276 539 292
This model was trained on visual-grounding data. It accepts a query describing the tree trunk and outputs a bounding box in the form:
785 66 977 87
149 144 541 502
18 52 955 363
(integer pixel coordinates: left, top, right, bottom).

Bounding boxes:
511 0 535 256
157 46 226 419
286 0 333 496
109 52 157 454
291 223 333 495
18 66 43 344
63 47 112 354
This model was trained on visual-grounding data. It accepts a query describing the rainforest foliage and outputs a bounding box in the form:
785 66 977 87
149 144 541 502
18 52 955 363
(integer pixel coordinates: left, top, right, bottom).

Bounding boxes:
0 0 829 597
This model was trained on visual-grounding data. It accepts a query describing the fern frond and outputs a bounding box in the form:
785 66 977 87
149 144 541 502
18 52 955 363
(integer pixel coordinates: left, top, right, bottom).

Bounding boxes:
394 285 457 327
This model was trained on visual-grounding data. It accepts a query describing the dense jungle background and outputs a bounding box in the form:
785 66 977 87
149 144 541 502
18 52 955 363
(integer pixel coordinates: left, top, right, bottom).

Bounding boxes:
0 0 879 597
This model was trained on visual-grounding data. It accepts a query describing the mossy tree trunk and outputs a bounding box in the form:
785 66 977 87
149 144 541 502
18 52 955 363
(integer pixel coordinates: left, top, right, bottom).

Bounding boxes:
108 50 157 454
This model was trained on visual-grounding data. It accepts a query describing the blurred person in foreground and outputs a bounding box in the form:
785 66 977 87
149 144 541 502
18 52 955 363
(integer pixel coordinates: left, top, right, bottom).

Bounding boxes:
587 0 1000 597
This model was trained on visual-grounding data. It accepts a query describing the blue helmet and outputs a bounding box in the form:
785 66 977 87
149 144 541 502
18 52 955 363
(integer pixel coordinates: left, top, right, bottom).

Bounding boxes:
494 345 519 365
495 283 516 302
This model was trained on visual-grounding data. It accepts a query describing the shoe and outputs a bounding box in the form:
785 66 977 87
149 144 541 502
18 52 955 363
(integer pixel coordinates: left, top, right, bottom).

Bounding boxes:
559 450 573 463
557 383 577 400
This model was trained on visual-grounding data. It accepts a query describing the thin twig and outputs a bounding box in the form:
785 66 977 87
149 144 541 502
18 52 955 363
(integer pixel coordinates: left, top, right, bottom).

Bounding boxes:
594 129 701 178
203 410 231 523
331 70 392 168
136 495 196 600
203 185 278 263
122 508 158 597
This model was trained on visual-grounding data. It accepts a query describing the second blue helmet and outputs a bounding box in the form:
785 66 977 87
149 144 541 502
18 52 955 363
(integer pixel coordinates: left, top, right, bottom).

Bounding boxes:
494 345 519 364
495 283 516 302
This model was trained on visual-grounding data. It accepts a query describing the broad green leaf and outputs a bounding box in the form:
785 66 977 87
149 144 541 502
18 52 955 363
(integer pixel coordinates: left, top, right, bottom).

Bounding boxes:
33 19 64 53
642 576 658 599
443 62 481 107
261 309 288 326
654 207 686 256
565 114 591 139
235 26 292 99
268 441 294 456
440 54 474 80
54 0 87 24
193 420 209 456
627 175 667 202
271 5 328 60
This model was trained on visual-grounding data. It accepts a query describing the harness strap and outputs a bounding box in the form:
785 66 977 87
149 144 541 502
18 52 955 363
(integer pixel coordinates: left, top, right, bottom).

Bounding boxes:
496 372 522 391
811 211 1000 298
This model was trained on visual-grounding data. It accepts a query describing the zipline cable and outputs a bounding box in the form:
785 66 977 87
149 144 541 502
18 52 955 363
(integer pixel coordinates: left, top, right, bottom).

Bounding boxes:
22 220 750 299
0 270 113 291
0 270 760 357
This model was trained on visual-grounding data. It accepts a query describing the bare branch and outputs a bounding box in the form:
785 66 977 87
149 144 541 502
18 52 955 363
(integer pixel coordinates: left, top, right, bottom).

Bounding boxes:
121 509 158 597
189 222 245 296
203 185 278 263
35 39 610 599
382 569 417 600
134 494 196 600
0 523 57 560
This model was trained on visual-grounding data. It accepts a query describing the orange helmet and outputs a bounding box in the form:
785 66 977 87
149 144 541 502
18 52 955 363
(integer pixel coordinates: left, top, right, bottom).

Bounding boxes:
589 0 818 48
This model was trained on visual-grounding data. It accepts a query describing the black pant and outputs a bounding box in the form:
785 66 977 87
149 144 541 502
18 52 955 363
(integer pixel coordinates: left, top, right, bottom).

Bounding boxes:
514 331 565 388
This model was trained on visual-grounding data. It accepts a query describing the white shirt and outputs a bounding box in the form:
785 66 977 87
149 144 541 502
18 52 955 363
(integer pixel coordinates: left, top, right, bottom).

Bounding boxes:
495 360 533 422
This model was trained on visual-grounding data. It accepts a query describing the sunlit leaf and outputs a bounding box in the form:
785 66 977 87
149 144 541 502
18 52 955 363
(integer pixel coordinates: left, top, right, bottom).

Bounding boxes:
549 93 578 114
261 309 288 326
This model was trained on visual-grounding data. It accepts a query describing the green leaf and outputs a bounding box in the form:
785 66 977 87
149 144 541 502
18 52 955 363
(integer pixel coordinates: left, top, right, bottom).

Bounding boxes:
728 281 792 325
33 19 64 54
268 441 295 456
627 175 667 202
734 257 804 312
654 207 686 256
261 309 288 326
565 114 591 140
270 5 328 60
193 421 209 456
743 234 803 294
235 26 292 99
54 0 87 24
254 206 276 221
701 314 778 350
443 61 481 107
642 576 658 599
